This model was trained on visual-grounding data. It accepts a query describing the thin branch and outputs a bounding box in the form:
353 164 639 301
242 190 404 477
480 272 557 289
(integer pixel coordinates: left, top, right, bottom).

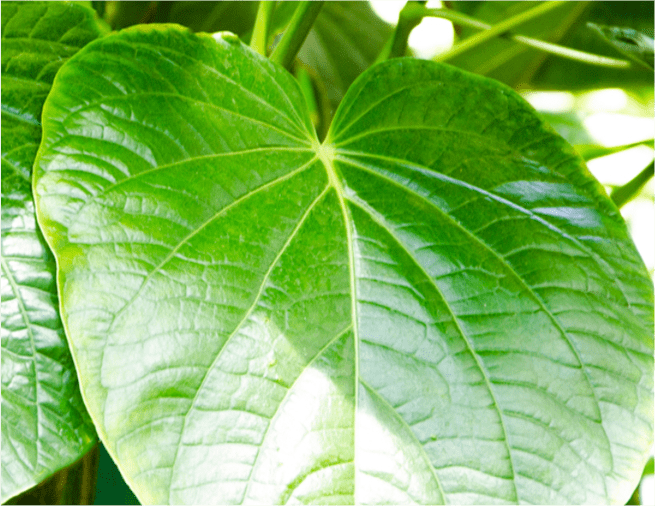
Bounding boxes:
270 1 324 70
250 1 275 56
611 160 654 208
376 1 427 63
424 8 632 68
434 2 567 62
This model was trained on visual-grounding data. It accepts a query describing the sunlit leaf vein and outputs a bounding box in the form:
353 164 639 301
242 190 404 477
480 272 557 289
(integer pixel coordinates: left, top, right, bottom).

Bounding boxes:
339 154 614 485
1 258 40 469
346 198 519 502
359 379 446 503
242 322 354 502
167 183 331 500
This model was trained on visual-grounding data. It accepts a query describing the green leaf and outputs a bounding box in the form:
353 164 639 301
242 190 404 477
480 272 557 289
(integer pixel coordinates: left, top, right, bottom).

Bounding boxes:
294 1 391 115
1 1 101 502
575 140 655 162
587 22 655 70
151 1 259 36
446 1 592 88
530 1 654 90
34 26 653 505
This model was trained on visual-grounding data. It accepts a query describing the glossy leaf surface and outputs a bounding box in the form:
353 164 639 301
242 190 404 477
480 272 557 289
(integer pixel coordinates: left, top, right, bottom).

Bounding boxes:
34 26 654 505
1 2 99 501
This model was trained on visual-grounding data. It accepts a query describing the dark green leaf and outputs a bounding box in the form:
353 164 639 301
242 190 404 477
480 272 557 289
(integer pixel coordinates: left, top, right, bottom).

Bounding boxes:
446 1 591 88
34 26 653 505
530 1 654 90
1 2 100 502
276 1 392 120
588 22 654 70
151 1 258 37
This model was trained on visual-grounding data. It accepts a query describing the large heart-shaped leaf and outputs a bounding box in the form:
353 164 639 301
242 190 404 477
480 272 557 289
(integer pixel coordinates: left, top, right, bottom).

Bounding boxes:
34 26 653 505
1 2 100 501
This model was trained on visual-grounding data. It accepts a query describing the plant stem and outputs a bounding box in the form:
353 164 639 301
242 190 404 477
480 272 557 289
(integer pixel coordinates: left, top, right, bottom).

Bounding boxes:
376 1 427 63
611 160 654 208
250 1 276 56
434 1 566 62
270 1 324 70
424 8 631 68
5 445 99 505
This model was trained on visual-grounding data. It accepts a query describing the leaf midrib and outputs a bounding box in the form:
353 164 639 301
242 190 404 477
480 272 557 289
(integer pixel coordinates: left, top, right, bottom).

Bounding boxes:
317 144 448 504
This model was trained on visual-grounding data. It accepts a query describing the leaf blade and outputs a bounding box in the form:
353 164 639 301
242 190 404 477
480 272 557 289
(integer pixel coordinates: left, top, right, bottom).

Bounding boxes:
34 26 653 505
1 2 101 501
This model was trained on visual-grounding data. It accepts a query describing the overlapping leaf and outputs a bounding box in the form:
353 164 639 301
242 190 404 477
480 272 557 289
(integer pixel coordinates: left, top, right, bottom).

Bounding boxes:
1 2 100 501
34 25 653 505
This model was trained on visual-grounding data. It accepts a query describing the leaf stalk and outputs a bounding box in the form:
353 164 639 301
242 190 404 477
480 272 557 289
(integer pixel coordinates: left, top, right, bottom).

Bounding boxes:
423 8 632 68
270 1 324 70
433 1 566 62
250 1 276 56
611 160 654 208
376 1 426 63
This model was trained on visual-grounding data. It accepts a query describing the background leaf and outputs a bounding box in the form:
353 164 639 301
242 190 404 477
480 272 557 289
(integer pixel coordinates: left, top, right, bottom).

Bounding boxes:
528 1 654 90
34 26 653 505
445 1 592 88
588 22 654 70
447 1 654 91
1 2 101 502
292 2 392 119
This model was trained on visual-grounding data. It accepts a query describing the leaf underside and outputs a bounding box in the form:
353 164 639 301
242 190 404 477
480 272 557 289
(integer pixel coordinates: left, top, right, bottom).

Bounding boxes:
33 26 653 505
1 2 99 502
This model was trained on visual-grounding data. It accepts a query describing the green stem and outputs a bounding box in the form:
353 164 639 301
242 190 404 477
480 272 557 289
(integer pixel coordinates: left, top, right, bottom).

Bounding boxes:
250 1 276 56
611 160 654 208
424 8 631 68
376 1 427 62
434 1 567 62
270 1 324 70
5 445 99 505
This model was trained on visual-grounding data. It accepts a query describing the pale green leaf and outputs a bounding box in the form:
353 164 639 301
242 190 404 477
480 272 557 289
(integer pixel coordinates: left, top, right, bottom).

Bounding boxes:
34 26 653 505
1 1 100 502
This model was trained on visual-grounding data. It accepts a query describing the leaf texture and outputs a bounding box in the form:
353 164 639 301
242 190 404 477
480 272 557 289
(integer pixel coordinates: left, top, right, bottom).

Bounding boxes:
33 26 654 505
1 2 100 501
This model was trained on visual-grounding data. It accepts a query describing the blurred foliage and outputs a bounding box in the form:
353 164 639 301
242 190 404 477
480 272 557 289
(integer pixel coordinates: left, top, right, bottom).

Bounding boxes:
588 22 654 70
446 1 591 88
446 1 653 91
530 1 654 90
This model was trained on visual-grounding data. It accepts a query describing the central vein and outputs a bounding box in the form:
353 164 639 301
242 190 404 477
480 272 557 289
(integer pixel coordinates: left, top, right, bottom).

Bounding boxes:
314 140 339 190
314 140 361 502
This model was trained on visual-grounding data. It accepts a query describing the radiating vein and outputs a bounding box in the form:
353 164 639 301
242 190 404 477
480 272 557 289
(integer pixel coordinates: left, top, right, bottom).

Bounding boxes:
1 258 40 470
345 197 519 502
167 184 331 500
